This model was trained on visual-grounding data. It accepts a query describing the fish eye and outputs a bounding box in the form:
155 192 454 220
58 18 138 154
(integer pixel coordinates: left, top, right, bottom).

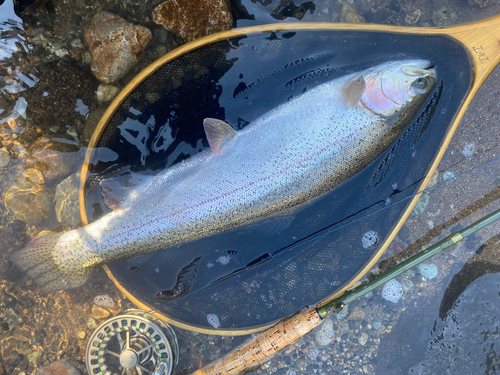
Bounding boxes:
413 77 428 90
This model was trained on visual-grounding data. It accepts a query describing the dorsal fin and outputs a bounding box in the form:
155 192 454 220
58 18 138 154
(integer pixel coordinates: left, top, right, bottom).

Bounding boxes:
203 118 237 155
342 76 366 107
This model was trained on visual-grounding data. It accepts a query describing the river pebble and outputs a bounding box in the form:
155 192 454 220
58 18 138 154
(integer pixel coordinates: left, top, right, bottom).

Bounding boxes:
411 193 430 215
358 332 369 346
91 305 110 320
348 306 366 320
401 278 414 292
443 171 456 180
97 83 120 102
431 7 458 26
340 1 365 23
0 148 10 167
84 11 152 83
418 263 439 279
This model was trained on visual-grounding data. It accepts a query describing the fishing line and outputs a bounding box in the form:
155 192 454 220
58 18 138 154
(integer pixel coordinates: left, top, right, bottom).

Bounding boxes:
143 151 500 315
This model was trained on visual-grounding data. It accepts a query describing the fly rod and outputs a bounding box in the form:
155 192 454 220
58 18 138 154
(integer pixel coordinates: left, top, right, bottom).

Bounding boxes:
192 204 500 375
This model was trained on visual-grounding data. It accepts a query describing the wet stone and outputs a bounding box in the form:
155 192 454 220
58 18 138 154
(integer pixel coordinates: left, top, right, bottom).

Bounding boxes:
411 193 430 216
35 358 82 375
431 7 458 27
5 308 22 327
27 350 42 365
340 1 365 23
347 306 366 321
358 332 369 346
314 318 334 346
84 11 152 84
96 83 120 102
86 317 98 330
371 320 382 330
418 263 438 279
24 168 44 185
0 148 10 168
91 305 110 320
152 0 233 42
401 278 414 292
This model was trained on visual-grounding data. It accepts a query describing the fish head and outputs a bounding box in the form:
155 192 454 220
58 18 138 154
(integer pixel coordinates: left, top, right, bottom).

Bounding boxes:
360 60 436 118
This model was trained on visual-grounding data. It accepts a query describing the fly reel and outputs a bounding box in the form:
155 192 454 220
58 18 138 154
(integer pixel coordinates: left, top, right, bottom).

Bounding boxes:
86 309 179 375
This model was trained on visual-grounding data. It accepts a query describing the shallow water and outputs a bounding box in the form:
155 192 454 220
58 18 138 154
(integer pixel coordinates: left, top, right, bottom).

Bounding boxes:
1 0 500 374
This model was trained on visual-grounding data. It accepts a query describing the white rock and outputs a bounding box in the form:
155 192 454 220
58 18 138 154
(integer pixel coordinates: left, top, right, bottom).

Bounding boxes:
382 279 403 303
314 318 334 346
97 83 120 102
358 332 369 346
207 313 220 329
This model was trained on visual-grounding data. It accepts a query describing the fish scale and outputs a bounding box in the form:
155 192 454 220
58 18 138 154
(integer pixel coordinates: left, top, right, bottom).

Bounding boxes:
10 59 435 293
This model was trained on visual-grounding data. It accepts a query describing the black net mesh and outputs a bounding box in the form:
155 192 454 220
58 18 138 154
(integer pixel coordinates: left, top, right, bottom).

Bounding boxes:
84 29 472 331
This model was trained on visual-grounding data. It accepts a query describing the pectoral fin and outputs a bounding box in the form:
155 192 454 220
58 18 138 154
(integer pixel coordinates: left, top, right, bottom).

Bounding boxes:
203 118 237 155
342 76 366 107
88 165 154 211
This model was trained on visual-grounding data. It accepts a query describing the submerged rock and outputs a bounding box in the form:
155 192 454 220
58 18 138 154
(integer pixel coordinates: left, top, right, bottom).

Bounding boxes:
418 263 438 279
84 11 152 83
431 8 458 27
0 148 10 168
92 305 111 320
35 358 82 375
314 318 335 346
54 172 81 228
152 0 233 41
3 178 54 225
411 193 430 216
340 1 365 23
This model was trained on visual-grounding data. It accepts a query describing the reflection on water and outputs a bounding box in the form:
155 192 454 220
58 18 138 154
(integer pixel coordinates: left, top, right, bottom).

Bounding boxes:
0 1 29 61
415 273 500 374
0 0 500 374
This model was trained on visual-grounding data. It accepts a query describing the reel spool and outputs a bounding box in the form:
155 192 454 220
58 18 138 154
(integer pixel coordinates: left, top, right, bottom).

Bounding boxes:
85 309 179 375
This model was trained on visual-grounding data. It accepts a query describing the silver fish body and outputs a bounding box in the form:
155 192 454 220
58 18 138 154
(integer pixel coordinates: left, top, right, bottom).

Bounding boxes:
11 60 436 292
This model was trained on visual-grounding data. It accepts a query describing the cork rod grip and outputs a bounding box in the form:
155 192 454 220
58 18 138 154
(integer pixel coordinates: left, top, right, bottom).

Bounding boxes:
192 308 322 375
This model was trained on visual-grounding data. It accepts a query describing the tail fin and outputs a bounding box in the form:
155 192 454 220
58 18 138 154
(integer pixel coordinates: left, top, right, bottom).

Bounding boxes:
10 232 93 293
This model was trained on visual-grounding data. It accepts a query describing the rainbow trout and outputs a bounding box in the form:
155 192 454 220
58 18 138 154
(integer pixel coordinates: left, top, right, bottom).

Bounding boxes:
11 60 436 292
